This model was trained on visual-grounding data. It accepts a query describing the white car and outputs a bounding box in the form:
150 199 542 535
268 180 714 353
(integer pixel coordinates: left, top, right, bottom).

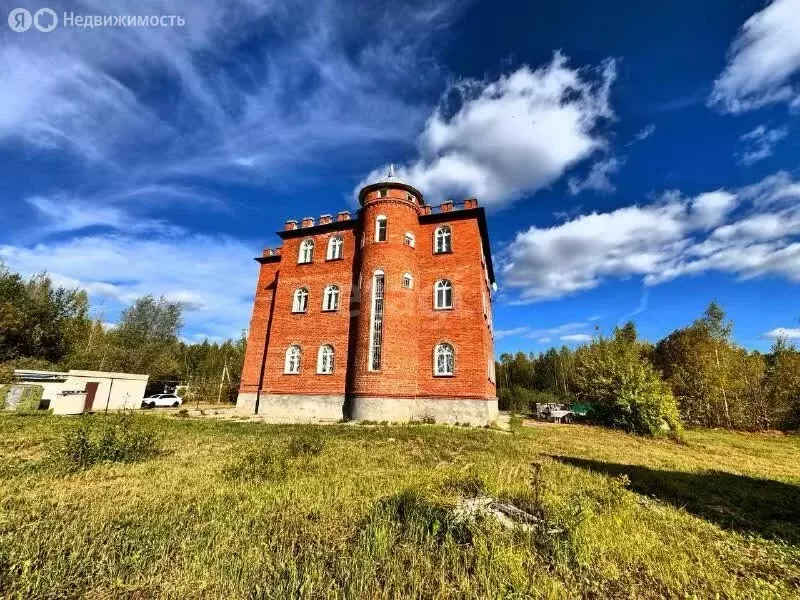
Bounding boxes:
142 393 183 408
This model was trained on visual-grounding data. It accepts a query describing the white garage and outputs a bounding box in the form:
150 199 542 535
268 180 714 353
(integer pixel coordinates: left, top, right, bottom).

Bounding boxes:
11 369 149 415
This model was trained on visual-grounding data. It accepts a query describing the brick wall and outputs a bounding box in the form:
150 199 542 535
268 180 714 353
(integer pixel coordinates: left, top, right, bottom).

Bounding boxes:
239 184 496 405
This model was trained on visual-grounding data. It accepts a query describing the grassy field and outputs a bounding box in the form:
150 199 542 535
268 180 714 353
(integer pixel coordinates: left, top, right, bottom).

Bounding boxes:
0 413 798 599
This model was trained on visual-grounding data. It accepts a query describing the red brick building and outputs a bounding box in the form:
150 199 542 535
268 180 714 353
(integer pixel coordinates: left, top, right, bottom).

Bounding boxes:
237 174 498 424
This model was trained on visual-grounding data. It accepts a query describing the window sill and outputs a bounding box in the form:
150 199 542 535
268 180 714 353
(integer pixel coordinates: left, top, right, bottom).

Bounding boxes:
321 309 339 313
326 257 343 262
316 372 334 375
283 372 300 375
434 307 454 311
434 373 455 378
297 261 314 266
433 250 453 255
291 310 308 314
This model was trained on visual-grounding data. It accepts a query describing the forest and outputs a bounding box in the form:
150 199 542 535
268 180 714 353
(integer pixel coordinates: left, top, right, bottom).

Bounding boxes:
0 262 244 404
497 302 800 433
1 260 798 433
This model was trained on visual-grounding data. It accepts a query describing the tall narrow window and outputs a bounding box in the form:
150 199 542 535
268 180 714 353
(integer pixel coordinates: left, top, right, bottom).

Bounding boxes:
317 345 335 374
404 232 415 247
375 215 387 242
284 345 302 374
434 279 453 309
322 285 340 311
369 271 385 370
299 238 314 263
292 287 309 313
434 226 452 253
434 343 454 376
327 235 343 260
402 273 413 289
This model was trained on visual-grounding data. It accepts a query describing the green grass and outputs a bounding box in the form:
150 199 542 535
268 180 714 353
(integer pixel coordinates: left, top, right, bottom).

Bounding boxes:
0 414 798 599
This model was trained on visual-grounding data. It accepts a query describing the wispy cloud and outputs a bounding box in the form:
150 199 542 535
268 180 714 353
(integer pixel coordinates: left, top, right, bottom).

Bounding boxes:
737 125 789 165
0 0 456 182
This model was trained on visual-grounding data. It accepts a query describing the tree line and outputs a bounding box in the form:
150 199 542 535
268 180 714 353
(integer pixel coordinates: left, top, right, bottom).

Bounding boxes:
497 302 800 433
0 262 244 403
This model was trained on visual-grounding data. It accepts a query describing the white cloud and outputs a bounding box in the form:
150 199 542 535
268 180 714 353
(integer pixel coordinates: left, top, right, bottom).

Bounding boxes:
763 327 800 339
560 334 592 343
494 327 531 340
359 53 617 206
568 156 622 195
737 125 789 165
709 0 800 112
0 233 259 340
502 173 800 301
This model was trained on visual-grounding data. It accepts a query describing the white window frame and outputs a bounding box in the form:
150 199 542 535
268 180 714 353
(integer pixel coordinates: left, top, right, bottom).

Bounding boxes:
434 343 455 376
292 287 309 313
322 284 340 311
404 232 415 247
402 273 413 289
368 270 385 371
375 215 388 242
434 279 453 310
434 226 452 254
317 345 335 374
284 345 302 374
326 235 343 260
298 238 314 264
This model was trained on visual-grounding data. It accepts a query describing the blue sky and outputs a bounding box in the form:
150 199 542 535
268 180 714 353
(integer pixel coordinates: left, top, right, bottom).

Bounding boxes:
1 0 799 352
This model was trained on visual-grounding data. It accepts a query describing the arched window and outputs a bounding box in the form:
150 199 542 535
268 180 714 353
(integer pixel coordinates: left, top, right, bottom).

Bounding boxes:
322 285 340 311
375 215 387 242
292 287 309 313
434 226 451 253
317 345 335 374
434 343 454 376
298 238 314 264
402 273 413 289
404 232 415 247
434 279 453 309
327 236 343 260
284 345 302 374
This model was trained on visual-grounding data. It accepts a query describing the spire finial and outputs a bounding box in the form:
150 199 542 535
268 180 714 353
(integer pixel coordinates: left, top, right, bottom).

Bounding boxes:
388 163 395 178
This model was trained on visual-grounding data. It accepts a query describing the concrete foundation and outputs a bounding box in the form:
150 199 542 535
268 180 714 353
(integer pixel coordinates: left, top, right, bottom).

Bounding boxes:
237 392 498 426
350 396 498 425
236 393 345 423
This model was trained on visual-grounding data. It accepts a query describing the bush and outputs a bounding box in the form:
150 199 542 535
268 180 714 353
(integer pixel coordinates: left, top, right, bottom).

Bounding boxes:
58 413 161 469
572 325 682 436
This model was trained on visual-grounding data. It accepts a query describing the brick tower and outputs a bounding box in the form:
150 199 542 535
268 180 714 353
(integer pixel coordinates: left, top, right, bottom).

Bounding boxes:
237 171 498 425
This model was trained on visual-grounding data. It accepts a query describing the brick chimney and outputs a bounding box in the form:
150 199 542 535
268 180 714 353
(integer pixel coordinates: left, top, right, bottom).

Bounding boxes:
319 214 333 225
262 248 275 257
284 220 298 231
337 211 350 222
275 246 283 255
301 216 315 228
441 201 454 212
464 198 478 209
422 206 432 215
